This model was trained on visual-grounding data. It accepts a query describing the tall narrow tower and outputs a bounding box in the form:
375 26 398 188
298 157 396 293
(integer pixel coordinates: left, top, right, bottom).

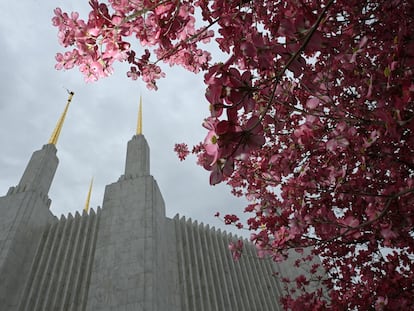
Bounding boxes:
85 100 180 311
0 92 73 310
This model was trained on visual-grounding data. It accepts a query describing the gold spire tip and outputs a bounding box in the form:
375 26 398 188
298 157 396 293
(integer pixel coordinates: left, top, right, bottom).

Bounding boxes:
48 91 74 145
83 177 94 213
136 96 142 135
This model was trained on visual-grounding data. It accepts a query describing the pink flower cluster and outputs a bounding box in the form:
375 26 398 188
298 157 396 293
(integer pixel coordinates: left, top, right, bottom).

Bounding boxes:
53 5 129 82
173 143 189 161
228 239 243 261
53 0 213 88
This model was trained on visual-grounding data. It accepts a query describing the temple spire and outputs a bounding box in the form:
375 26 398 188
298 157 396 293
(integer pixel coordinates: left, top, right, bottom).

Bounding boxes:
83 177 94 213
136 96 142 135
124 97 149 177
48 91 74 145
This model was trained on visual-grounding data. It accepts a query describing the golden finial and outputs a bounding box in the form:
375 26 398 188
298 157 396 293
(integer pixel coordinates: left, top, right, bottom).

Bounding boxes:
136 95 142 135
48 90 74 145
83 177 94 213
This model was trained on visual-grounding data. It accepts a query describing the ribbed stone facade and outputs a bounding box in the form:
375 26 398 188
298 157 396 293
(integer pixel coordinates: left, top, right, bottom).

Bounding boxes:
0 134 295 311
18 209 100 311
173 216 284 311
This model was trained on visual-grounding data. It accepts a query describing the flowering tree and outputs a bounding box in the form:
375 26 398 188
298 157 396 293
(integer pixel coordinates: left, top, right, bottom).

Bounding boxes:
53 0 414 309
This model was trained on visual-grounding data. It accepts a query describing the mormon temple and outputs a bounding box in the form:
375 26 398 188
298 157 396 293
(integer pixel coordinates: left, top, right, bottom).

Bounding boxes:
0 94 300 311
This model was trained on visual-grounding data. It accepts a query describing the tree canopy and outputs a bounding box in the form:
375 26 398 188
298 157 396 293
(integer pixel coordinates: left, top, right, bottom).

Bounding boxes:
53 0 414 309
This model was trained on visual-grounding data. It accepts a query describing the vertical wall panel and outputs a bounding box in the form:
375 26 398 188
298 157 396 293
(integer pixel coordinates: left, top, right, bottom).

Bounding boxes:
174 215 189 311
18 208 100 311
194 222 214 311
72 208 99 311
18 222 57 311
49 212 81 310
173 215 284 311
217 232 242 310
62 211 87 310
31 214 67 311
182 217 197 311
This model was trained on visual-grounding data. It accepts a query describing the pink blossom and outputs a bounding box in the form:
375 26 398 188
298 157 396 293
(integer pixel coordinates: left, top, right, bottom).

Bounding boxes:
306 96 320 109
174 143 190 161
202 117 219 165
204 130 219 165
127 66 140 80
326 137 349 153
228 240 243 261
294 124 313 145
374 296 388 311
272 226 295 248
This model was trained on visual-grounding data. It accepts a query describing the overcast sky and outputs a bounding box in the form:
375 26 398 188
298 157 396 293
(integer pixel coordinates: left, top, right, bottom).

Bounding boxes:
0 1 248 234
